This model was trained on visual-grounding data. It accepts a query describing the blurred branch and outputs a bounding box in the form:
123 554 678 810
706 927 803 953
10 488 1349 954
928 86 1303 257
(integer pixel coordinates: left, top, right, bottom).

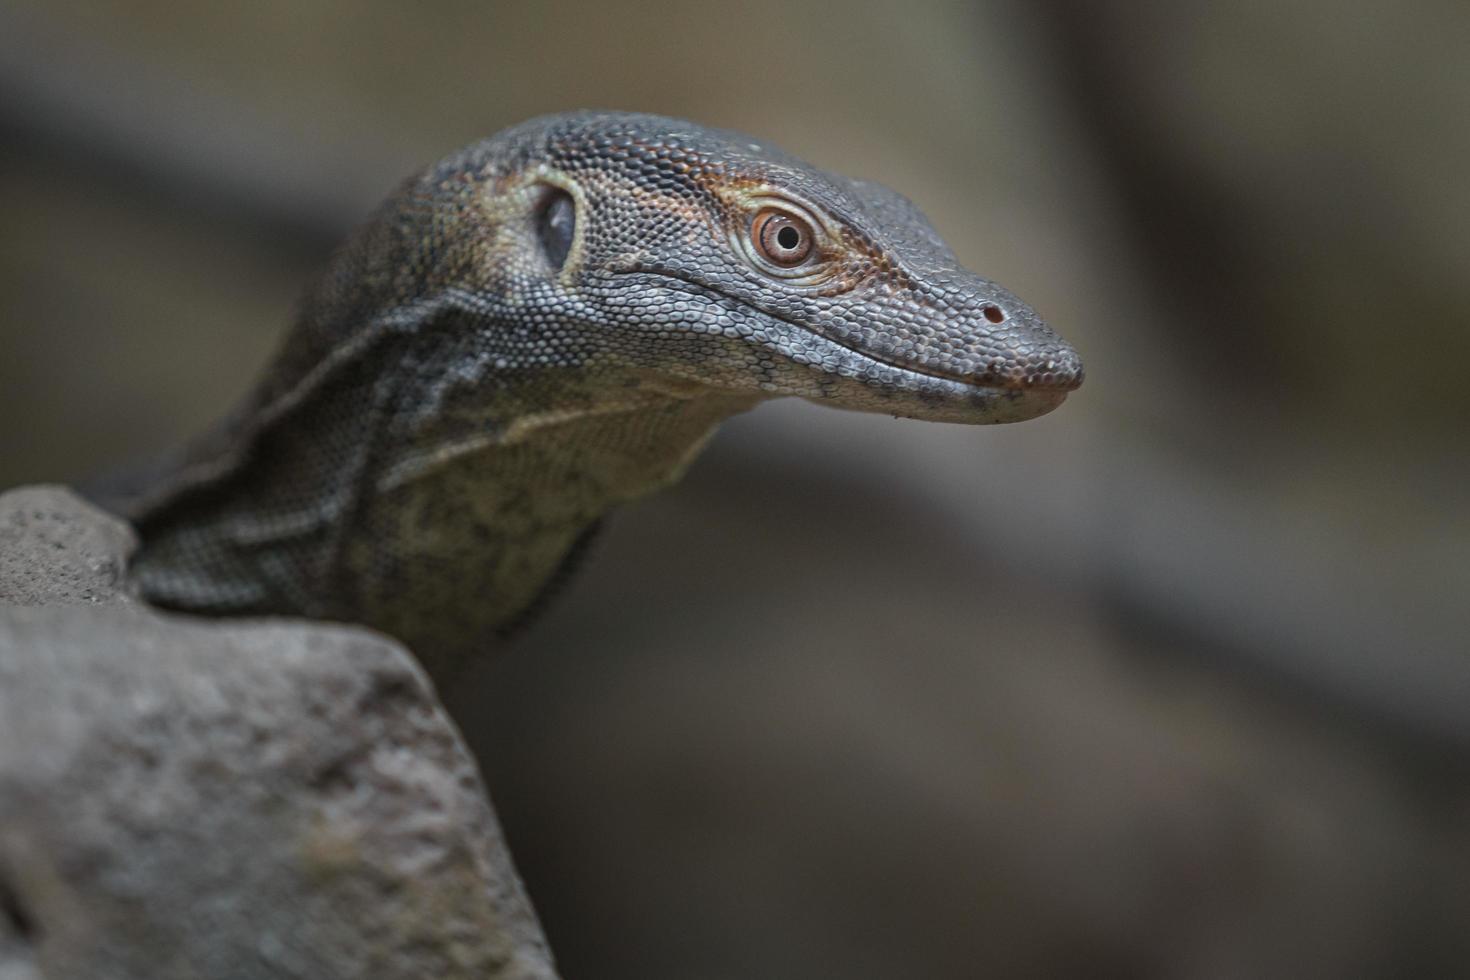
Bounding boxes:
721 406 1470 764
0 9 357 253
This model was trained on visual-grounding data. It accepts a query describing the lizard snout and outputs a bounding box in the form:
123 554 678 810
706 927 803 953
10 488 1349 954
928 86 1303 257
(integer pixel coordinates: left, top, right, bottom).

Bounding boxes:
896 284 1084 396
974 341 1084 392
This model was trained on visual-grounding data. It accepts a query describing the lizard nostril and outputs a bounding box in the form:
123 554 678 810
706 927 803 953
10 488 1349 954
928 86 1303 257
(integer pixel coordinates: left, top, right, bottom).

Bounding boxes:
982 305 1005 324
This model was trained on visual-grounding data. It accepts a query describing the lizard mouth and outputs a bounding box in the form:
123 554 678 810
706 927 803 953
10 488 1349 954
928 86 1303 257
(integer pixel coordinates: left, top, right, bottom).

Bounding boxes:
610 268 1068 401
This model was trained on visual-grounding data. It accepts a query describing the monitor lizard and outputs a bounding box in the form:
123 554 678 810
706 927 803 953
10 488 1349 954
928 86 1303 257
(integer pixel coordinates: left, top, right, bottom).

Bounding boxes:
109 111 1083 676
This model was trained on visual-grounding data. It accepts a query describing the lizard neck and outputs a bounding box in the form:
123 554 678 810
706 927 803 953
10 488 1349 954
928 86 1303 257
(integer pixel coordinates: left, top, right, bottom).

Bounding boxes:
128 331 758 673
340 373 757 666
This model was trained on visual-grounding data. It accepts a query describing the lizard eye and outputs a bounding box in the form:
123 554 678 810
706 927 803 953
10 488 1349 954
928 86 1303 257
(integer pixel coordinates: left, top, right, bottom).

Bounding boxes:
537 188 576 272
752 209 814 267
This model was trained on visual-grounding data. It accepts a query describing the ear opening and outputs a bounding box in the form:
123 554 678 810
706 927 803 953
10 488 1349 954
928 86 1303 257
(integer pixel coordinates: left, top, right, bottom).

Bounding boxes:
536 187 576 272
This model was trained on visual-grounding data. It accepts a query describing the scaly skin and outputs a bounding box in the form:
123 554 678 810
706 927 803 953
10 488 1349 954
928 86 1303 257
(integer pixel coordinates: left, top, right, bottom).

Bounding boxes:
122 111 1083 675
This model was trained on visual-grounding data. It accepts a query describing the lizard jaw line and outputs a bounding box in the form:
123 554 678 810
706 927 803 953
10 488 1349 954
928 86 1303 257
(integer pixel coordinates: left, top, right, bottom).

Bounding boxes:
608 268 1068 408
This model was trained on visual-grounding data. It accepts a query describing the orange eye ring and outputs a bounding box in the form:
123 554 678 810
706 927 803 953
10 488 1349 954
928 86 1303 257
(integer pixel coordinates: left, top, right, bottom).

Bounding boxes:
752 209 814 266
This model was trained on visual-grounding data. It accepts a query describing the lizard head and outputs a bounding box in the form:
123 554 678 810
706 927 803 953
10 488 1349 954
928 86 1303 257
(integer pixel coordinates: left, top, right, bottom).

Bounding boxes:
123 112 1087 663
452 111 1082 425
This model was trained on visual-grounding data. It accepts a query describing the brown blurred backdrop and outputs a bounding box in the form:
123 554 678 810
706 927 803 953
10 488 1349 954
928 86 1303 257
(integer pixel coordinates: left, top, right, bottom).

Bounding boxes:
2 2 1467 977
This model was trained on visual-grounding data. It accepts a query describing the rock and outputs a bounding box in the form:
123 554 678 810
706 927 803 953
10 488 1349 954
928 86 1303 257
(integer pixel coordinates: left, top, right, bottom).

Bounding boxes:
0 487 557 979
0 486 137 607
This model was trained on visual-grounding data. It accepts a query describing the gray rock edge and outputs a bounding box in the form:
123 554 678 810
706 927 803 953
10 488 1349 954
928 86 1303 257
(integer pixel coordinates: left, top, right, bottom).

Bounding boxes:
0 486 557 979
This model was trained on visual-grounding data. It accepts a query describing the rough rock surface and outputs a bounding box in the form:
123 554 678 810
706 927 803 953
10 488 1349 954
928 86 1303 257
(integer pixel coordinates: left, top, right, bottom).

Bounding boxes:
0 486 557 979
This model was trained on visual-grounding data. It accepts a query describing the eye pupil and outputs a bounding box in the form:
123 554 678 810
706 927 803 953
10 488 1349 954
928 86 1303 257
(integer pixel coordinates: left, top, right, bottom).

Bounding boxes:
777 225 800 250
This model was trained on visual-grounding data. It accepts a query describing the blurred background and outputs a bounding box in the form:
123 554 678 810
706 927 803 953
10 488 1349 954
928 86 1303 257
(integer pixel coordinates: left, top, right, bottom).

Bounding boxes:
2 2 1467 977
